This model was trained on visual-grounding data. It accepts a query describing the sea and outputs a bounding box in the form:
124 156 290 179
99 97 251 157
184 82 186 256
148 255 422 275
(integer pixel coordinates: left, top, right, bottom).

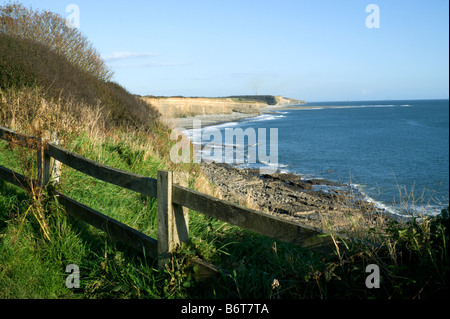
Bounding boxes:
183 99 449 218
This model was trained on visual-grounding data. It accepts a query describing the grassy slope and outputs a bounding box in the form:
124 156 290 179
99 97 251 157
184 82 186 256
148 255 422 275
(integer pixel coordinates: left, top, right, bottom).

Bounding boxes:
0 136 332 299
1 134 448 299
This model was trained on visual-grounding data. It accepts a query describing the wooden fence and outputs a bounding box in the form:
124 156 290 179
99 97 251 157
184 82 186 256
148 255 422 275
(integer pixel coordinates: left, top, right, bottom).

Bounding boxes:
0 126 336 274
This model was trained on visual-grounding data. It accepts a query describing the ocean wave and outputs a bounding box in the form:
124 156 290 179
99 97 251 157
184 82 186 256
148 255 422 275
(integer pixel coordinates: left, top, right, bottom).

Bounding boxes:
244 114 285 122
368 104 396 107
203 121 240 129
258 159 288 167
347 183 445 218
400 203 443 217
349 183 410 217
182 122 241 142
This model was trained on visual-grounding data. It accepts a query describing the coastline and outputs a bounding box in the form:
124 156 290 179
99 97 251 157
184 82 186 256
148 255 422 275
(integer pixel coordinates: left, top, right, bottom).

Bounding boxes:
161 111 260 129
163 104 370 129
200 162 393 235
163 101 443 227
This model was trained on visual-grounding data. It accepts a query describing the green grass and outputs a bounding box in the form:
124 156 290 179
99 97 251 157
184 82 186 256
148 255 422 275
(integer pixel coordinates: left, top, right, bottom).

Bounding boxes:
1 133 448 299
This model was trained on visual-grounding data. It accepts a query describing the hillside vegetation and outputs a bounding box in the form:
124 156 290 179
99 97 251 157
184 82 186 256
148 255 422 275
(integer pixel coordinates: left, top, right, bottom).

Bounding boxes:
0 2 448 300
0 4 159 132
1 2 112 82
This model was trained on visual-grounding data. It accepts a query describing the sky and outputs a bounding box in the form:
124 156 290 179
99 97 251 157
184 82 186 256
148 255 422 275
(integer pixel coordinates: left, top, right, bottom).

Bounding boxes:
3 0 449 102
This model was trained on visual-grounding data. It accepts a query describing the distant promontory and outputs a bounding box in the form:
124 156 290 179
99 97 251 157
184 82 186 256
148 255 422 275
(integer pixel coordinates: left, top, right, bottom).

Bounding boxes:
141 95 305 118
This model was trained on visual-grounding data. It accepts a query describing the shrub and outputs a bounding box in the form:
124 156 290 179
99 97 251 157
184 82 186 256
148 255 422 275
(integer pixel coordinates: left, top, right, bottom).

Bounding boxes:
0 2 113 82
0 32 160 132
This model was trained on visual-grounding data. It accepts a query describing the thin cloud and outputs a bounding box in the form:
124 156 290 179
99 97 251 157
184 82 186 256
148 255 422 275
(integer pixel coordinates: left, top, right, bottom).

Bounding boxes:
185 76 211 81
103 51 159 62
112 62 186 69
230 72 278 79
103 51 185 69
360 88 373 95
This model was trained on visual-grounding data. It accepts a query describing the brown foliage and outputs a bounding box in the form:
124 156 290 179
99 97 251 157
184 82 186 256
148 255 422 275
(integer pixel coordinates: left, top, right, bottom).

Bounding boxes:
0 2 113 82
0 33 160 132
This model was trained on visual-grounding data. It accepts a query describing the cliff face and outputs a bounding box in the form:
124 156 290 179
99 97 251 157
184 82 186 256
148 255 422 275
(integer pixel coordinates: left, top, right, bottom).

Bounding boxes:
227 95 305 106
141 97 265 117
141 95 305 118
273 96 305 106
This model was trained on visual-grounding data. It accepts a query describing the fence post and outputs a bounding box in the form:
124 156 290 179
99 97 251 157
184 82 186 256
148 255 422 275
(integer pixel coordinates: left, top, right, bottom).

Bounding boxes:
172 171 189 245
37 132 60 190
37 134 50 189
157 170 189 269
48 133 61 188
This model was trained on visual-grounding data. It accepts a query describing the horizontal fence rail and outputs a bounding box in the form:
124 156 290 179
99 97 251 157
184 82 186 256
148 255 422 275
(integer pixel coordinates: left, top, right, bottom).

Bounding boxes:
172 184 332 249
0 164 30 189
55 191 159 259
46 143 158 198
0 126 338 274
0 126 41 150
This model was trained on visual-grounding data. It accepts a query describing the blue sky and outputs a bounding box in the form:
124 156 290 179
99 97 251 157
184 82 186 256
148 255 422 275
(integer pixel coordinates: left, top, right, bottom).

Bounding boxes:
6 0 449 101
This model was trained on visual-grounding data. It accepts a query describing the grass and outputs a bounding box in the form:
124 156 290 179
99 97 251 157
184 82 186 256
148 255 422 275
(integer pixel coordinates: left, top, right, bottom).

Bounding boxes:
1 133 448 299
0 91 448 298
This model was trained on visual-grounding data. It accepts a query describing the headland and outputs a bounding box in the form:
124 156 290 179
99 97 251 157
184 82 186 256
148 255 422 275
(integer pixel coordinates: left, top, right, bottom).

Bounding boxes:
141 95 305 129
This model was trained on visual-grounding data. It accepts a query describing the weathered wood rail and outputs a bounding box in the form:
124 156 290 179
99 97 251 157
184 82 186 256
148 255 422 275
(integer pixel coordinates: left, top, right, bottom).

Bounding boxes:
0 126 336 273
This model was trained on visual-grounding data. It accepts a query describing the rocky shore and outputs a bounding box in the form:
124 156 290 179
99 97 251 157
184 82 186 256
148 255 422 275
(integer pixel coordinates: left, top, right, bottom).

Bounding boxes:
200 162 391 235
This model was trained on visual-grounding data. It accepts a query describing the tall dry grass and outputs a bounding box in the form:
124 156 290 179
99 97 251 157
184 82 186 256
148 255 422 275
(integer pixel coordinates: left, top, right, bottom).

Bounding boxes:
0 86 104 141
0 84 208 191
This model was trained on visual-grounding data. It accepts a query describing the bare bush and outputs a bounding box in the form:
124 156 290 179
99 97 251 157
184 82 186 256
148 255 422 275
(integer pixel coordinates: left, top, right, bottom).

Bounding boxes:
0 2 113 82
0 3 160 132
0 32 160 132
